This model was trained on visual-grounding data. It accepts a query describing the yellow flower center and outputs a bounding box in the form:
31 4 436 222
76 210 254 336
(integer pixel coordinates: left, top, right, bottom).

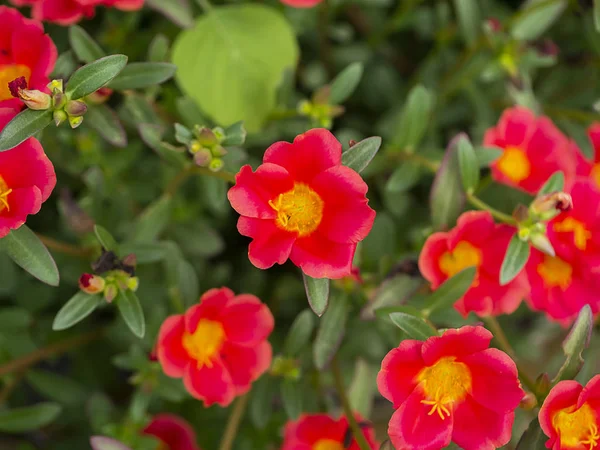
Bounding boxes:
268 183 324 237
0 175 12 213
537 255 573 290
0 64 31 101
416 357 472 420
496 146 531 183
438 241 482 278
553 217 592 250
553 403 599 450
182 319 226 369
313 439 344 450
591 163 600 190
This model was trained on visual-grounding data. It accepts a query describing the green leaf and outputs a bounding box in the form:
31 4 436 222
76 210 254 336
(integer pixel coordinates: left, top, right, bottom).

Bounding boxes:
249 377 277 430
0 226 59 286
595 0 600 32
108 62 177 90
457 136 479 193
453 0 480 47
0 109 53 151
86 105 127 147
284 309 316 356
119 242 167 264
391 85 435 152
52 50 78 80
281 380 303 419
0 403 62 433
362 275 423 320
389 311 437 340
145 0 194 29
348 359 377 417
129 196 173 243
476 146 503 167
341 137 382 173
174 123 193 145
500 233 530 285
172 4 299 132
516 418 548 450
116 289 145 338
313 295 349 370
303 274 329 317
422 267 476 316
511 0 567 41
94 225 119 253
90 436 133 450
69 25 106 63
66 54 128 100
329 62 364 104
222 121 247 146
26 370 87 405
538 171 565 196
553 305 593 383
53 291 101 331
148 34 170 62
386 161 422 192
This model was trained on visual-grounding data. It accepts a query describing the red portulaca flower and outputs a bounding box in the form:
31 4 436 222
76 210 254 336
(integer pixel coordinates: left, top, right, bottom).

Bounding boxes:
0 108 56 238
539 376 600 450
228 129 376 279
156 287 274 407
377 325 524 450
483 106 575 194
9 0 143 26
0 6 56 109
280 0 323 7
143 414 201 450
419 211 529 317
281 413 378 450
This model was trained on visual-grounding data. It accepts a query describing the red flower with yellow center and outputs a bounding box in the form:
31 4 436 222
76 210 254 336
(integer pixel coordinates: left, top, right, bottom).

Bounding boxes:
419 211 529 317
227 128 376 279
281 413 378 450
156 287 274 407
540 376 600 450
142 414 201 450
0 108 56 238
280 0 322 7
483 106 575 194
377 326 524 450
0 6 56 109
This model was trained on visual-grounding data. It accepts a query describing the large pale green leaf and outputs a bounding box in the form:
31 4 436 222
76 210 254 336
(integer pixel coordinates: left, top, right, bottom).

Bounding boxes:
0 109 53 151
172 4 298 131
511 0 567 41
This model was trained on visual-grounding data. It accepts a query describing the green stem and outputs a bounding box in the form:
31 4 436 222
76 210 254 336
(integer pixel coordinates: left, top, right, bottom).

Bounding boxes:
467 192 516 225
331 357 371 450
218 393 250 450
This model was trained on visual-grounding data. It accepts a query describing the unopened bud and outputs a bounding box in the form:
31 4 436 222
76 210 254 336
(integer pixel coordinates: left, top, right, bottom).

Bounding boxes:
512 204 529 223
485 17 502 33
79 273 105 294
212 127 225 142
196 127 218 147
122 253 137 268
298 100 312 116
189 140 202 153
535 373 551 395
212 145 227 157
69 115 84 129
65 100 87 117
531 192 573 220
193 149 212 167
47 79 64 93
104 284 118 303
519 392 538 410
18 89 51 110
54 109 67 126
208 158 224 172
530 232 555 257
86 87 113 105
52 91 66 109
127 277 139 292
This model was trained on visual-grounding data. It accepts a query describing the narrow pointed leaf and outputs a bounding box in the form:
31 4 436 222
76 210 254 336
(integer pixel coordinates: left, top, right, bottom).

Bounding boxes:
423 266 476 315
108 62 177 90
94 225 119 253
457 136 479 193
500 233 530 285
69 25 106 63
329 62 364 104
284 309 316 356
281 380 303 419
0 403 62 432
303 274 329 316
538 171 565 196
389 312 437 340
342 136 382 173
116 289 145 338
86 105 127 147
66 54 128 100
553 305 593 383
53 292 102 331
516 418 548 450
0 109 53 151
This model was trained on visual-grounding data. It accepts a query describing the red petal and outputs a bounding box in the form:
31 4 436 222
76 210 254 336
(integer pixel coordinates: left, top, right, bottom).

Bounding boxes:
539 380 582 442
377 340 424 408
157 315 189 378
221 294 274 346
452 397 514 450
421 325 492 365
418 231 450 289
290 414 345 444
221 341 272 394
497 106 535 147
578 374 600 409
143 414 200 450
184 288 233 333
183 358 235 407
237 216 296 270
290 232 355 279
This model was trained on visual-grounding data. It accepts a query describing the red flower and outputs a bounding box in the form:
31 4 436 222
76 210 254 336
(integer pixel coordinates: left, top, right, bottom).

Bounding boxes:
143 414 201 450
281 413 378 450
575 123 600 190
156 287 274 407
0 6 56 109
483 107 575 194
539 376 600 450
419 211 529 317
9 0 143 25
227 129 376 279
0 108 56 238
280 0 322 7
377 326 524 450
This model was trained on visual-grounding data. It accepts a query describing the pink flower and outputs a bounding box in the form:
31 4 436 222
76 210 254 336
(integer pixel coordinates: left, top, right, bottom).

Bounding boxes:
0 108 56 238
0 6 57 109
280 0 322 7
228 128 376 279
156 287 274 407
143 414 201 450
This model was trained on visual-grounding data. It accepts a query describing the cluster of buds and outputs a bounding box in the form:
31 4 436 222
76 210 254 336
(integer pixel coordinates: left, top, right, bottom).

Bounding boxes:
175 124 227 172
297 85 344 129
9 77 87 129
270 355 300 381
79 251 139 302
513 191 573 256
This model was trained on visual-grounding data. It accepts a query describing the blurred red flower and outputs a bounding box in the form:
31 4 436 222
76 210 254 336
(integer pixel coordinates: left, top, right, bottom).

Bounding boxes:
484 106 575 194
377 325 524 450
281 413 378 450
0 6 56 109
9 0 143 26
280 0 323 7
539 376 600 450
0 108 56 238
156 287 274 407
419 211 529 317
143 414 201 450
228 128 376 279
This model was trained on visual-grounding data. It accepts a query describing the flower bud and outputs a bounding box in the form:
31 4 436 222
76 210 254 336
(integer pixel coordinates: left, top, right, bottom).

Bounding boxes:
512 204 529 223
519 392 538 410
193 149 212 167
69 115 84 129
127 277 139 292
196 127 218 147
18 89 51 110
65 100 88 117
189 140 202 154
122 253 137 268
52 91 66 109
86 87 113 105
531 192 573 217
535 373 551 395
270 355 301 380
208 158 224 172
212 145 227 157
485 17 502 33
47 79 64 93
212 127 225 143
298 100 313 116
104 284 118 303
79 273 105 294
54 109 67 126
